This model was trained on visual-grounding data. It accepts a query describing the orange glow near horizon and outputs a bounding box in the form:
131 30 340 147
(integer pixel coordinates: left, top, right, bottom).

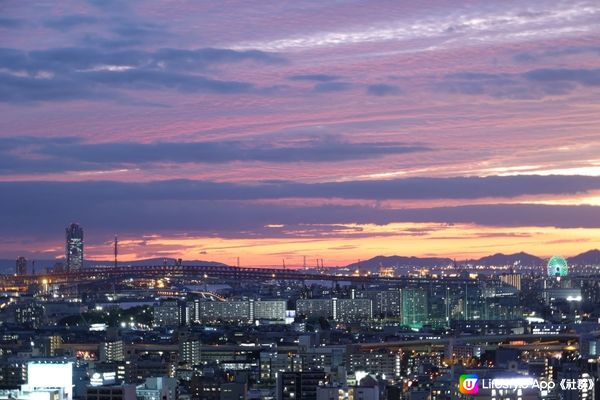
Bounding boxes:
82 223 600 267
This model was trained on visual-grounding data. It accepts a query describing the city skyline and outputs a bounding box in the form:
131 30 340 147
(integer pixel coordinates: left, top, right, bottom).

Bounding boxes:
1 1 600 265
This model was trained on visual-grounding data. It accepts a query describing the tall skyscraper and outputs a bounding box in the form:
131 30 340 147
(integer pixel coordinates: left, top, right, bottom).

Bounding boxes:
402 288 428 329
16 256 27 276
65 223 84 272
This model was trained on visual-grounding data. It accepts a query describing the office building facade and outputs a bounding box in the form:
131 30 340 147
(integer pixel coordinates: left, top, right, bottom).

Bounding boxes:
65 223 84 272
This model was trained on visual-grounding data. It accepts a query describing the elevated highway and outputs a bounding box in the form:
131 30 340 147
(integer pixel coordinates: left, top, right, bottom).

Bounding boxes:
357 333 581 350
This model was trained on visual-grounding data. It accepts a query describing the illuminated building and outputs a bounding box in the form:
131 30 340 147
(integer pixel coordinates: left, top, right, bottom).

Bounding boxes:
189 374 224 400
359 289 402 319
401 288 428 329
15 302 45 329
542 288 582 304
153 299 186 327
333 298 372 322
296 299 333 320
191 299 287 323
347 347 401 378
0 362 26 387
16 256 27 276
259 352 302 383
65 223 84 272
193 299 249 322
300 345 346 373
42 336 62 357
482 286 521 320
276 371 327 400
296 298 373 322
499 272 521 291
179 339 201 366
24 361 74 400
100 341 124 362
251 299 287 321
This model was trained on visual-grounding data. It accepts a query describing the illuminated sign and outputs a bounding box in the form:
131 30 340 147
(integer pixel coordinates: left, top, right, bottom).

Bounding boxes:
89 323 107 331
90 372 116 386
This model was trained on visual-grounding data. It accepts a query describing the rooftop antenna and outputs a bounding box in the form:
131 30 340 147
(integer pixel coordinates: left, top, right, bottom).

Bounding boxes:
282 259 286 270
237 257 240 268
321 259 324 269
114 235 118 268
303 256 307 270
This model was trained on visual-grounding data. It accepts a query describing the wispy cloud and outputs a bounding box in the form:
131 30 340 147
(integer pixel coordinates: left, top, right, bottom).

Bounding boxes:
439 67 600 99
0 47 285 102
0 136 430 173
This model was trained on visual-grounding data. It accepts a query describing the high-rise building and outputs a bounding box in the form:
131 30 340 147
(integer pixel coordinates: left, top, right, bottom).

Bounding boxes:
153 299 186 327
333 298 372 322
499 272 522 291
65 223 84 272
359 289 402 319
296 298 372 322
180 339 201 366
100 341 125 362
401 288 428 329
42 335 62 357
296 299 333 320
347 347 401 378
252 299 287 321
193 300 250 323
191 299 287 323
16 256 27 276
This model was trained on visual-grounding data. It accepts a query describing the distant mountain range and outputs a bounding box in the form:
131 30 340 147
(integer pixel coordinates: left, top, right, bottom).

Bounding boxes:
568 249 600 266
345 256 453 270
343 249 600 270
1 250 599 274
467 252 544 266
90 257 228 268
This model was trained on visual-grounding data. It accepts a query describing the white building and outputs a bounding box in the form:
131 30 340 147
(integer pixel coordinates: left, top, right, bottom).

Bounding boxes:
136 377 177 400
25 361 74 400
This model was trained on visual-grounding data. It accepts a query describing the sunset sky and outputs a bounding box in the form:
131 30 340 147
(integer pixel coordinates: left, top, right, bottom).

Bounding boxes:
1 1 600 266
